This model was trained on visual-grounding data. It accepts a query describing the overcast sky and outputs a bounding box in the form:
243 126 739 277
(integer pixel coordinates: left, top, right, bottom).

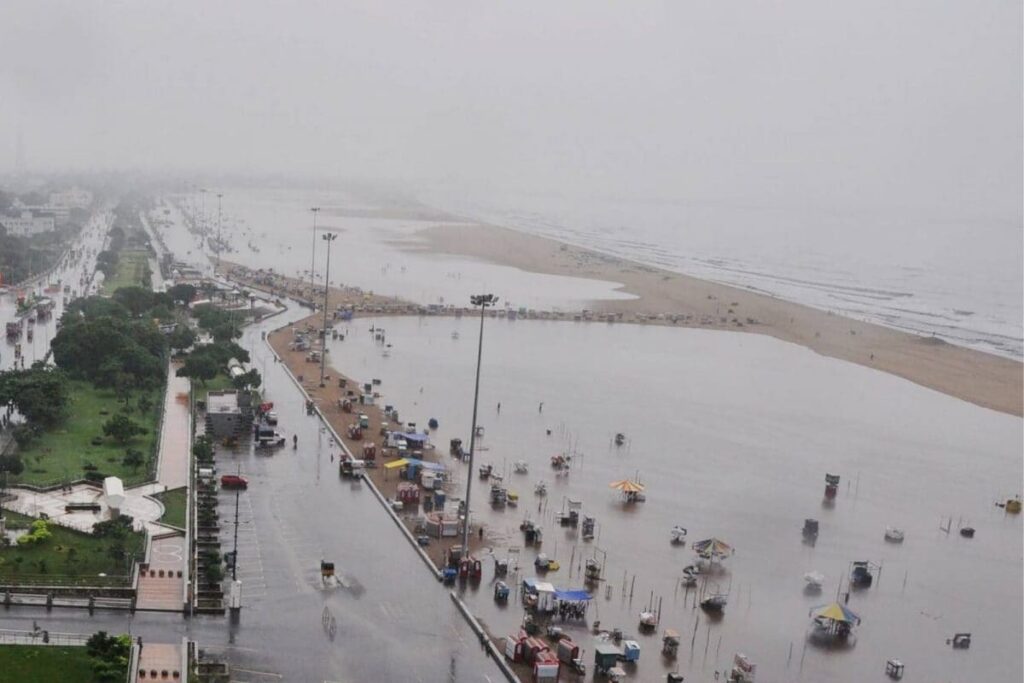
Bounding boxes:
1 1 1020 220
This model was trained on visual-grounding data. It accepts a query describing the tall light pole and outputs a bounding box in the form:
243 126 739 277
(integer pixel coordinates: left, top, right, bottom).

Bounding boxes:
462 293 497 552
199 188 208 237
216 192 223 270
319 232 338 387
309 207 320 301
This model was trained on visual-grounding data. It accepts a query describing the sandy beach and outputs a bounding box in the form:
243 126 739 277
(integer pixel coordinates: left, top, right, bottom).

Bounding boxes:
416 222 1023 417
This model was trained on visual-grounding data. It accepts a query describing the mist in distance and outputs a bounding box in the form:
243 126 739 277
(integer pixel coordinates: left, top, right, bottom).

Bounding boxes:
1 0 1020 230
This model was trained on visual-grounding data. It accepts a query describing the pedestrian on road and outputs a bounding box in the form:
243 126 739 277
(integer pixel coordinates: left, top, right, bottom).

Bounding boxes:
293 434 298 449
538 402 544 413
497 402 501 414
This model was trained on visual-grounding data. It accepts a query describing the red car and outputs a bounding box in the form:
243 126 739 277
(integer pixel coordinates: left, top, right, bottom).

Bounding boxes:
220 474 249 489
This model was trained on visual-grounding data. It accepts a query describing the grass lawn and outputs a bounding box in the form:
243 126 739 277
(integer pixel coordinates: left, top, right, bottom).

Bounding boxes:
0 510 145 586
0 645 99 682
102 249 151 294
154 487 187 529
14 380 162 487
196 372 234 403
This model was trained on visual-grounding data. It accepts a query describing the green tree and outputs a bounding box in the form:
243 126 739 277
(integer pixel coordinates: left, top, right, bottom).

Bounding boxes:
0 366 70 427
103 414 145 444
123 448 144 470
112 286 154 317
168 324 196 353
176 353 219 386
167 283 197 305
232 368 262 391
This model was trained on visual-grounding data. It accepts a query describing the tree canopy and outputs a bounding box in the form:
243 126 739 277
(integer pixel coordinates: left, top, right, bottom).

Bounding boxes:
0 365 70 428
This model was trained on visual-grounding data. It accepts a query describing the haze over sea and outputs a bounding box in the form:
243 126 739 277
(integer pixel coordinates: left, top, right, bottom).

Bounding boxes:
420 187 1024 359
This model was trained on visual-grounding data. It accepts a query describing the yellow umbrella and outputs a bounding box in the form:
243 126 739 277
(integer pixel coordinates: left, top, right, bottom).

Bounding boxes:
813 602 860 624
609 479 646 493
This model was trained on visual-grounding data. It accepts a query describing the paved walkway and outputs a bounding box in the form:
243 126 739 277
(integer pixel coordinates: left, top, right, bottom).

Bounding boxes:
4 484 162 534
135 642 183 681
136 534 185 612
155 367 191 491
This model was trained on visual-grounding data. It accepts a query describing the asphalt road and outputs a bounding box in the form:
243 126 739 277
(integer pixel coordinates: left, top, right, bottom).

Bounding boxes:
1 300 503 682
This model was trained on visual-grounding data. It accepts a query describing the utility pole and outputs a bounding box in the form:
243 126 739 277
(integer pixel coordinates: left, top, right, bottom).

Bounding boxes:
309 207 320 301
319 232 338 387
461 294 497 551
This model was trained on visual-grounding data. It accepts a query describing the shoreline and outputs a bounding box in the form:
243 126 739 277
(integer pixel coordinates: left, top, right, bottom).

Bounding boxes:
416 222 1023 417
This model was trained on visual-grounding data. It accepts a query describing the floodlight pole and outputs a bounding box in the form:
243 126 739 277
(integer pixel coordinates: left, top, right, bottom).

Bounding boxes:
461 293 497 552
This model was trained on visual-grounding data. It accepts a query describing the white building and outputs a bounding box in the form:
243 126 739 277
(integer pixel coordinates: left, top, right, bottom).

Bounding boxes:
0 211 56 236
49 187 93 209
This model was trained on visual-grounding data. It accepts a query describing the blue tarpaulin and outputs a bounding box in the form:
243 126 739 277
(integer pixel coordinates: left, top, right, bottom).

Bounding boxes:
554 590 592 602
401 432 429 443
405 458 446 472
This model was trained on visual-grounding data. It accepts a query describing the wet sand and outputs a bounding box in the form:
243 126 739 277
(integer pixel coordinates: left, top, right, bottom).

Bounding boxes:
267 317 488 570
418 223 1023 417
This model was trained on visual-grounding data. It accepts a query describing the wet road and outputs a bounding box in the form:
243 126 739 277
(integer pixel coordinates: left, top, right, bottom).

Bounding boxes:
1 297 503 681
1 211 112 372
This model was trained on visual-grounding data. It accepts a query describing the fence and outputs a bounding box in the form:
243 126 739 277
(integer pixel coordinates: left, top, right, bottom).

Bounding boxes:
0 628 93 646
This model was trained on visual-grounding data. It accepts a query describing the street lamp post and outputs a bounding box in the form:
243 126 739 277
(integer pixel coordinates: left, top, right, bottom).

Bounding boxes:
461 293 497 552
319 232 338 387
216 193 223 270
309 207 321 301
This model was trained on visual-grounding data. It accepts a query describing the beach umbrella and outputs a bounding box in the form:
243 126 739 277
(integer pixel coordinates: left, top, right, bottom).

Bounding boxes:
811 602 861 625
608 479 646 493
691 537 735 559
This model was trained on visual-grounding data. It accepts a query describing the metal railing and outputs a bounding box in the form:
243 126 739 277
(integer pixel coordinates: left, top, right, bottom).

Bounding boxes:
0 572 132 588
0 628 93 646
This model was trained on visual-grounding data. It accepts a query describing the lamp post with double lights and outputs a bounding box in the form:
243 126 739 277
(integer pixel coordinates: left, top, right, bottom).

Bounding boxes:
319 232 338 387
309 207 321 300
461 293 498 552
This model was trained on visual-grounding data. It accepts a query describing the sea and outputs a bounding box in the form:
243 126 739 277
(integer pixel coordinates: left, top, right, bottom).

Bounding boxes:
418 188 1024 360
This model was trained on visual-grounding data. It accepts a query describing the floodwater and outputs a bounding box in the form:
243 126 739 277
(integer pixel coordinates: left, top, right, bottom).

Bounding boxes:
0 211 112 372
169 188 636 310
323 314 1023 682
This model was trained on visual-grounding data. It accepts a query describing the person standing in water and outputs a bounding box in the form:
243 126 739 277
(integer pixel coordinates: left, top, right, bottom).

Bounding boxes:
538 402 544 413
497 402 501 414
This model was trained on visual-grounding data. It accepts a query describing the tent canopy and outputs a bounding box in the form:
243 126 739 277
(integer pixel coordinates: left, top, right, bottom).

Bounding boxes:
384 458 409 470
814 602 860 624
609 479 646 493
692 538 734 557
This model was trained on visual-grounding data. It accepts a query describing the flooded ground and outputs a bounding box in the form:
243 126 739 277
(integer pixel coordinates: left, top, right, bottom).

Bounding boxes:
323 315 1022 682
0 212 112 372
175 188 636 310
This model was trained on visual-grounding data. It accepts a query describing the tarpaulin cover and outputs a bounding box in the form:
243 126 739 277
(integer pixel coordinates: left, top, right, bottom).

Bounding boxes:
554 590 592 602
401 432 429 443
405 458 446 472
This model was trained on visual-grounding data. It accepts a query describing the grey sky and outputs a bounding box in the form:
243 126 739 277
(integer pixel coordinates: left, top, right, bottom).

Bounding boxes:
1 1 1020 221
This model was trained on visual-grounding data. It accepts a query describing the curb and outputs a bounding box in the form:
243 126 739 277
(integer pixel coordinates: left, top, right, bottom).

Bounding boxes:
450 591 521 683
261 325 443 581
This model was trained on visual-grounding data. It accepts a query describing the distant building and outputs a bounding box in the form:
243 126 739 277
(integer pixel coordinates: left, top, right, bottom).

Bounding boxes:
0 211 56 236
49 187 93 209
10 199 70 224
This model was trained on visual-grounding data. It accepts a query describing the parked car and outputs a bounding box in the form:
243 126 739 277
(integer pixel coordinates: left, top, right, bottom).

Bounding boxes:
221 474 249 489
265 412 279 426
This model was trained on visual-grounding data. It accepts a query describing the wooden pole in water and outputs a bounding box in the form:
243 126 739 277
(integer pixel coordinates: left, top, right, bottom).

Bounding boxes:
787 641 793 666
691 613 699 649
629 574 636 600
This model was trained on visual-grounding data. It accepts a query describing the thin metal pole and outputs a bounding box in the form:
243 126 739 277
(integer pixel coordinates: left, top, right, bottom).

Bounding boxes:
319 234 334 387
309 207 320 299
216 193 223 270
231 489 240 581
461 301 487 551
